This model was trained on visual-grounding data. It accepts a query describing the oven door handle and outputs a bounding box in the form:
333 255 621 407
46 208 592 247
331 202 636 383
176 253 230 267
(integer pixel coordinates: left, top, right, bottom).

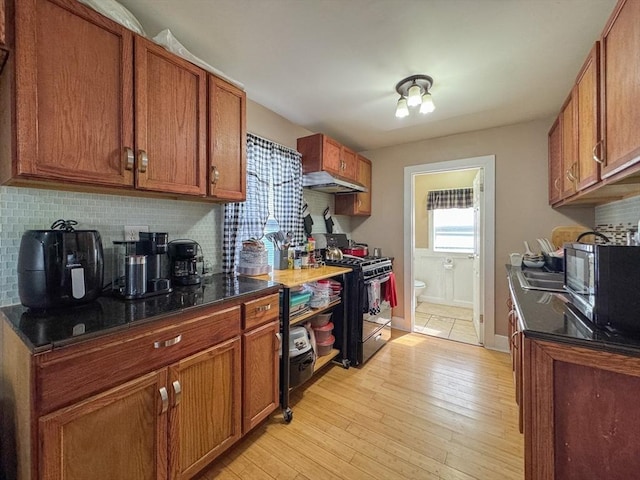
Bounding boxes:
365 274 391 285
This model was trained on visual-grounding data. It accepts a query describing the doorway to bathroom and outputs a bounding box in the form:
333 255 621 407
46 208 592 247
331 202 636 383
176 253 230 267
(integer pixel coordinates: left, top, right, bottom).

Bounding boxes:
403 156 496 349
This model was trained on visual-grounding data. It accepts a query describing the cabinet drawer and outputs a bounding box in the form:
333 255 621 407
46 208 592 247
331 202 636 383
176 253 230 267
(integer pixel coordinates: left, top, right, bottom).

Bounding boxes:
36 306 241 414
242 293 279 330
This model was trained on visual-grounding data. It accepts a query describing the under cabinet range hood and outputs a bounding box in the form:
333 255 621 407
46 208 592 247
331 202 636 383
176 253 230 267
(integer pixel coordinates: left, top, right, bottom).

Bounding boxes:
302 171 367 194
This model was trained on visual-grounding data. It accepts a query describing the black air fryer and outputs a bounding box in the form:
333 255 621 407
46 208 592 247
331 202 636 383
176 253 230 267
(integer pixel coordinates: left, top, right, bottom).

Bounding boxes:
17 220 104 310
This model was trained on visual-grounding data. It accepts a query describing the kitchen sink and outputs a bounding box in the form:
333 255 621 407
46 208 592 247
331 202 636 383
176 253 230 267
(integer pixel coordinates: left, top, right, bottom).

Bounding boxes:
516 269 565 292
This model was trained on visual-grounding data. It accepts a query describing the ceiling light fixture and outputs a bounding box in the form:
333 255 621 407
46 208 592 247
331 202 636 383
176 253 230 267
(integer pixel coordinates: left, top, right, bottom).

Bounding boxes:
395 74 435 118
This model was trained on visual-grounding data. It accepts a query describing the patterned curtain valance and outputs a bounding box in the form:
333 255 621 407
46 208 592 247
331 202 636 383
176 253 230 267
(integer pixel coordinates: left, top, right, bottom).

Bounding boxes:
426 188 473 210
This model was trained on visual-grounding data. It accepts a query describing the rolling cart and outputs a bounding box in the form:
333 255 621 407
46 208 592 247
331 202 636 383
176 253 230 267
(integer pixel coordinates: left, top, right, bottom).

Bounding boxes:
257 266 351 422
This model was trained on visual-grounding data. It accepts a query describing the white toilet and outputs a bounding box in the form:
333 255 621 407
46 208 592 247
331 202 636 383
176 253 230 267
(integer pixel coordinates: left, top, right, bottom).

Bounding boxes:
414 279 426 302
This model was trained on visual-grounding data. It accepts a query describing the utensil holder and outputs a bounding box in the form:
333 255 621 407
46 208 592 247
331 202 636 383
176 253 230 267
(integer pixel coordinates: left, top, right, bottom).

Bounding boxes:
275 249 289 270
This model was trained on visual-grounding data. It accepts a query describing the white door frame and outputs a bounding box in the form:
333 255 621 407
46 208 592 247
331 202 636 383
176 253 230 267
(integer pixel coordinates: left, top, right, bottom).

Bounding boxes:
403 155 497 349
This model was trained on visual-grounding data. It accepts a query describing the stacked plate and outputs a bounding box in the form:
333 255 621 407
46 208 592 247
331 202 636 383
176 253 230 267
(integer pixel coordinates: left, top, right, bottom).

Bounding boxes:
523 254 545 268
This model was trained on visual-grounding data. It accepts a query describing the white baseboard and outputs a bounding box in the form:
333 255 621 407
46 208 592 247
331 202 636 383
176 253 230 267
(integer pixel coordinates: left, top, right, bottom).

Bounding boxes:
419 296 472 309
393 316 510 354
487 334 509 353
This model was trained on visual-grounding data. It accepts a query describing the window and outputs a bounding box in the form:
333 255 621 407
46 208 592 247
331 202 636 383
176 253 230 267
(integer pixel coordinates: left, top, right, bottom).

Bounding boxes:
432 207 475 253
222 134 303 274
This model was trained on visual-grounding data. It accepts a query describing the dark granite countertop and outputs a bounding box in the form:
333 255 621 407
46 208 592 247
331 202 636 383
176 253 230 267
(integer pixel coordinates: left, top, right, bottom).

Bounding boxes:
1 274 280 354
506 265 640 357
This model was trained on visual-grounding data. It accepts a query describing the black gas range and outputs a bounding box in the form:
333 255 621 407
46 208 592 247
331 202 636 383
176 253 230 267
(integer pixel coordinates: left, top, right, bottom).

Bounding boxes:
324 255 393 366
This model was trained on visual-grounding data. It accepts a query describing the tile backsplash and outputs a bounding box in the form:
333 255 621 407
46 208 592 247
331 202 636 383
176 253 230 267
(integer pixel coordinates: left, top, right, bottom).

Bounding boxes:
0 186 222 307
302 189 352 237
0 186 348 307
594 195 640 245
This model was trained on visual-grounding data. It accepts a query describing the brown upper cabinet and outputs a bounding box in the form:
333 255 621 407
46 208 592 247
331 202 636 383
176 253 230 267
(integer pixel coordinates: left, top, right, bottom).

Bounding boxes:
335 154 372 216
135 36 208 196
600 0 640 179
298 133 359 183
549 0 640 206
560 93 577 199
10 0 136 189
208 75 247 201
341 146 358 182
0 0 7 75
2 0 245 201
575 43 601 191
0 0 6 46
548 117 563 205
548 94 577 205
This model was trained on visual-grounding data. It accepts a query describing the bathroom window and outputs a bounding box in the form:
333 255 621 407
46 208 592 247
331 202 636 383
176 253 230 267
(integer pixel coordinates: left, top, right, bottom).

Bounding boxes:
431 208 475 253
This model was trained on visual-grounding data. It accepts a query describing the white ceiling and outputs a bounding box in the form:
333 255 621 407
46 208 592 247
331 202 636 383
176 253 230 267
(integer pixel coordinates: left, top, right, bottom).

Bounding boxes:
118 0 617 152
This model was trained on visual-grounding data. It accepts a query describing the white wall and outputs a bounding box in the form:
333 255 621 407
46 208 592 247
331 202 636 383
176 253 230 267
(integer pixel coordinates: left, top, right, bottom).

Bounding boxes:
415 248 473 307
354 118 595 335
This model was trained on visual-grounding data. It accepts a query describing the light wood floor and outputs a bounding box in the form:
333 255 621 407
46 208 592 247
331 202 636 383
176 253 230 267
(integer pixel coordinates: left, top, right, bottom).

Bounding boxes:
198 331 524 480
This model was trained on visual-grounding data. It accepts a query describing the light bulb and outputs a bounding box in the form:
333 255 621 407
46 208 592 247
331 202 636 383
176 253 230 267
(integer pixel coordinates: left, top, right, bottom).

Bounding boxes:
420 92 435 114
395 97 409 118
407 84 422 107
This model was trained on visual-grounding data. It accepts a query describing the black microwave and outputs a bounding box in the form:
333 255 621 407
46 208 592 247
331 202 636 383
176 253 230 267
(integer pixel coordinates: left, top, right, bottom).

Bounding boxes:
564 243 640 333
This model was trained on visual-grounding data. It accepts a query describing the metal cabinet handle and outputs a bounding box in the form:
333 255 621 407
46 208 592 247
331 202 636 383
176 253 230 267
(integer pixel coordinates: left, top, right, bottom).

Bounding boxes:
256 304 271 312
154 334 182 349
566 168 576 182
172 380 182 407
511 331 519 349
159 387 169 414
592 140 604 164
123 147 134 171
138 150 148 173
554 178 561 192
211 166 220 185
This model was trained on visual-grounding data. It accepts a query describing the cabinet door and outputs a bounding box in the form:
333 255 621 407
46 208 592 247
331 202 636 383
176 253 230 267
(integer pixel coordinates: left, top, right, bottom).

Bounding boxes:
322 136 343 175
39 370 168 480
548 117 563 205
601 0 640 178
14 0 134 187
208 76 247 201
576 43 600 190
168 337 242 480
135 36 207 196
298 133 343 176
524 339 640 480
335 154 372 216
357 155 372 214
242 321 279 434
341 146 358 181
0 0 5 46
561 94 577 199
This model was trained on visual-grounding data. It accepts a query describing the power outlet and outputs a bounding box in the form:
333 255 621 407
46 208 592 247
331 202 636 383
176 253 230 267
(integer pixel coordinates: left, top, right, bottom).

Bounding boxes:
124 225 148 241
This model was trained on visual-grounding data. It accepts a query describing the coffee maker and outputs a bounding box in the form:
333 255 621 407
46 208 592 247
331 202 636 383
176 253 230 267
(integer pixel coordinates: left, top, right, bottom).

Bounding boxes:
112 232 172 299
168 240 201 286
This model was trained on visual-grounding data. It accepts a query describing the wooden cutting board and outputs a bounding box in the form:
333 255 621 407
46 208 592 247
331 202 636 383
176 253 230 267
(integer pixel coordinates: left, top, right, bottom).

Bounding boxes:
551 225 590 248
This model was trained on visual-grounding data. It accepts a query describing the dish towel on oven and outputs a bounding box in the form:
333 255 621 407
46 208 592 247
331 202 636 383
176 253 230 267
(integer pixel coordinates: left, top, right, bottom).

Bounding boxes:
383 272 398 308
367 279 381 315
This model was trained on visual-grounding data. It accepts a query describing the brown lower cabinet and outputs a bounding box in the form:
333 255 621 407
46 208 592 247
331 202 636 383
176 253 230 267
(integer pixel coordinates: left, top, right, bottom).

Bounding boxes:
242 320 279 434
1 292 280 480
39 370 169 480
521 337 640 479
